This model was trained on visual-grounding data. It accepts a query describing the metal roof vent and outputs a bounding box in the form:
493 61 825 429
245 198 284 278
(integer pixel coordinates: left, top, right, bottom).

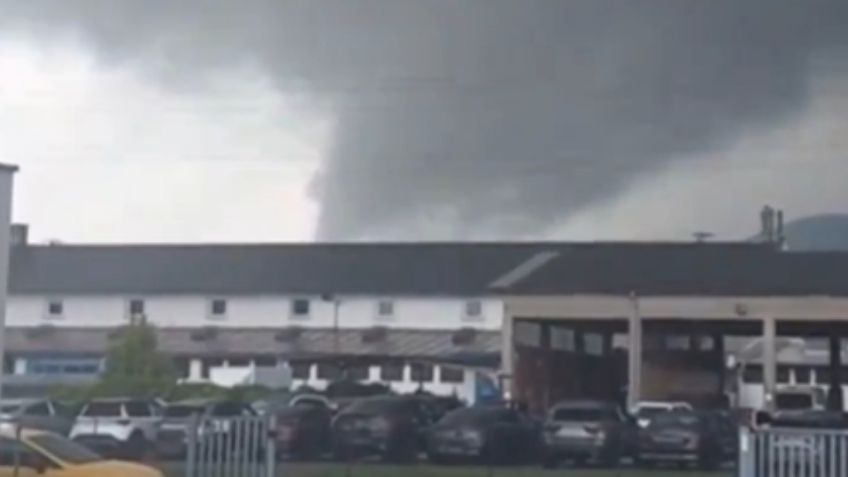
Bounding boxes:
362 326 388 344
275 327 303 343
452 327 477 346
191 326 218 342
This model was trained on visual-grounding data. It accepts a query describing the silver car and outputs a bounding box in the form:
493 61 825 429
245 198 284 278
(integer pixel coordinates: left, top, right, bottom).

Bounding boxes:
0 399 74 436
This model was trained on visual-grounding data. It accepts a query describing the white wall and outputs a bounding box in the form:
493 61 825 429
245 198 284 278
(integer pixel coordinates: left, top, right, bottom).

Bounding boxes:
7 295 503 330
8 296 126 327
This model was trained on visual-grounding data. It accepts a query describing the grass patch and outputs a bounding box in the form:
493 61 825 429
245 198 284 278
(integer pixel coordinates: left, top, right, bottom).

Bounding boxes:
160 462 731 477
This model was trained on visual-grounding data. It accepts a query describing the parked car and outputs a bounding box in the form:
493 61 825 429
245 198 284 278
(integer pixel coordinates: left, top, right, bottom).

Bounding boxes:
636 410 732 469
289 393 336 412
274 404 332 460
70 398 161 459
0 399 74 436
156 399 257 459
426 406 541 465
331 395 433 462
631 401 692 428
542 400 638 468
0 427 164 477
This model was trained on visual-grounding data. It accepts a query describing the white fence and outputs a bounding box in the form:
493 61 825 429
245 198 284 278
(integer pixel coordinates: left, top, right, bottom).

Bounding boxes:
739 427 848 477
185 415 277 477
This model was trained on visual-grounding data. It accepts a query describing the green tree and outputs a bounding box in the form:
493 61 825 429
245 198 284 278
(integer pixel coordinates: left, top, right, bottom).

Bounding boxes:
93 321 176 398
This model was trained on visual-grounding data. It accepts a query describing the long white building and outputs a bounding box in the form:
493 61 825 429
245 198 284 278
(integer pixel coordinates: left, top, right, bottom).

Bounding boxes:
3 228 553 401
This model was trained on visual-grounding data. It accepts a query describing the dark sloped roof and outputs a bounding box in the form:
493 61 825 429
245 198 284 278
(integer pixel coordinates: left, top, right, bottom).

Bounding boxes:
502 247 848 296
4 327 501 362
8 241 771 296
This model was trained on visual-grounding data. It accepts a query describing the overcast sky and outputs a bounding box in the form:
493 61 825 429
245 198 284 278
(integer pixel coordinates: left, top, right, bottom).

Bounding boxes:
1 1 847 243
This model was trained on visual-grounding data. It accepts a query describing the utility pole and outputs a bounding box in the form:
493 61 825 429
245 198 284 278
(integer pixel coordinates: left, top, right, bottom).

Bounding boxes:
0 164 18 403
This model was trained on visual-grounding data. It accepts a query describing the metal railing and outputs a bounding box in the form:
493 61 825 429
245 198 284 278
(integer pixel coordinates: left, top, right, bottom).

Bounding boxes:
739 427 848 477
185 415 276 477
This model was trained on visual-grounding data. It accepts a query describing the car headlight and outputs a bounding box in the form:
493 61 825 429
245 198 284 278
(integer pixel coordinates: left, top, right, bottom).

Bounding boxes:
596 431 608 443
460 429 484 446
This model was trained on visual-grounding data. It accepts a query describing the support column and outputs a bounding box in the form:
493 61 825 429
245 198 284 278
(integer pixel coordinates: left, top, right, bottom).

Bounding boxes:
541 323 552 411
188 358 203 381
762 316 777 412
627 294 642 410
715 333 726 404
827 334 843 411
501 308 514 400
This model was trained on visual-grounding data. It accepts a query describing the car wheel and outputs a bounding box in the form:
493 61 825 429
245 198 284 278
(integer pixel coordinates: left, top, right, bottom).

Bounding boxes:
332 441 352 462
698 451 719 471
598 446 621 468
385 433 418 463
542 455 559 469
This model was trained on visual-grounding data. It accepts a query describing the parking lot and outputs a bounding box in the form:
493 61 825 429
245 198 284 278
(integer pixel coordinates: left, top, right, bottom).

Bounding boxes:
158 462 730 477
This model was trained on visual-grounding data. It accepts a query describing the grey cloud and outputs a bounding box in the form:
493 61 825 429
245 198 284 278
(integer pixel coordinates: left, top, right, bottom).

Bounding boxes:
3 0 848 239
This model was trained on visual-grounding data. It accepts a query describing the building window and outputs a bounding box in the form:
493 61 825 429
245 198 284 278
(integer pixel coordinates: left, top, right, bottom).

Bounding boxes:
665 335 691 351
317 363 341 380
172 358 190 378
210 299 227 318
380 363 403 382
410 363 434 383
583 332 605 356
514 322 542 347
777 365 791 384
795 366 812 384
815 367 831 384
440 366 464 384
464 300 483 319
201 358 224 379
128 299 145 316
550 327 576 352
345 365 369 381
254 356 277 367
695 335 715 351
376 300 395 318
228 357 251 367
46 299 64 318
743 365 763 384
291 299 311 318
291 362 311 380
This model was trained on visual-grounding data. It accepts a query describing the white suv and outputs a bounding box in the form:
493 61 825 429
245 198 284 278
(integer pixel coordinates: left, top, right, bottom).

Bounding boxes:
70 398 161 459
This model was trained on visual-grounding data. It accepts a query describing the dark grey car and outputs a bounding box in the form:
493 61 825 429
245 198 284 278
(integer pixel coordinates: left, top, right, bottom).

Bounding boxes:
542 400 638 468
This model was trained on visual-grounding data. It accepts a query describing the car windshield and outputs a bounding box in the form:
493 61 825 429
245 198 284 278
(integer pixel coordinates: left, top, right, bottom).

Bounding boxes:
82 402 123 417
649 412 700 428
292 397 327 409
552 407 615 422
439 408 493 426
0 404 21 414
164 405 202 418
29 434 101 465
636 407 669 418
345 398 411 415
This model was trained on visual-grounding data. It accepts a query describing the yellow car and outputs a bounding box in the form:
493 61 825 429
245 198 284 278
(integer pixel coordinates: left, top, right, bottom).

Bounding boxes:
0 428 162 477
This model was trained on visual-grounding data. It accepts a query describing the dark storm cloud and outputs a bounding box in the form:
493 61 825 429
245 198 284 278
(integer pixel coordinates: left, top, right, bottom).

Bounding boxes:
3 0 847 239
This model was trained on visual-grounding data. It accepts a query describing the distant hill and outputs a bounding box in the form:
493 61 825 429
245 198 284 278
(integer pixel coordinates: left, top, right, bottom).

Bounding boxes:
782 214 848 251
